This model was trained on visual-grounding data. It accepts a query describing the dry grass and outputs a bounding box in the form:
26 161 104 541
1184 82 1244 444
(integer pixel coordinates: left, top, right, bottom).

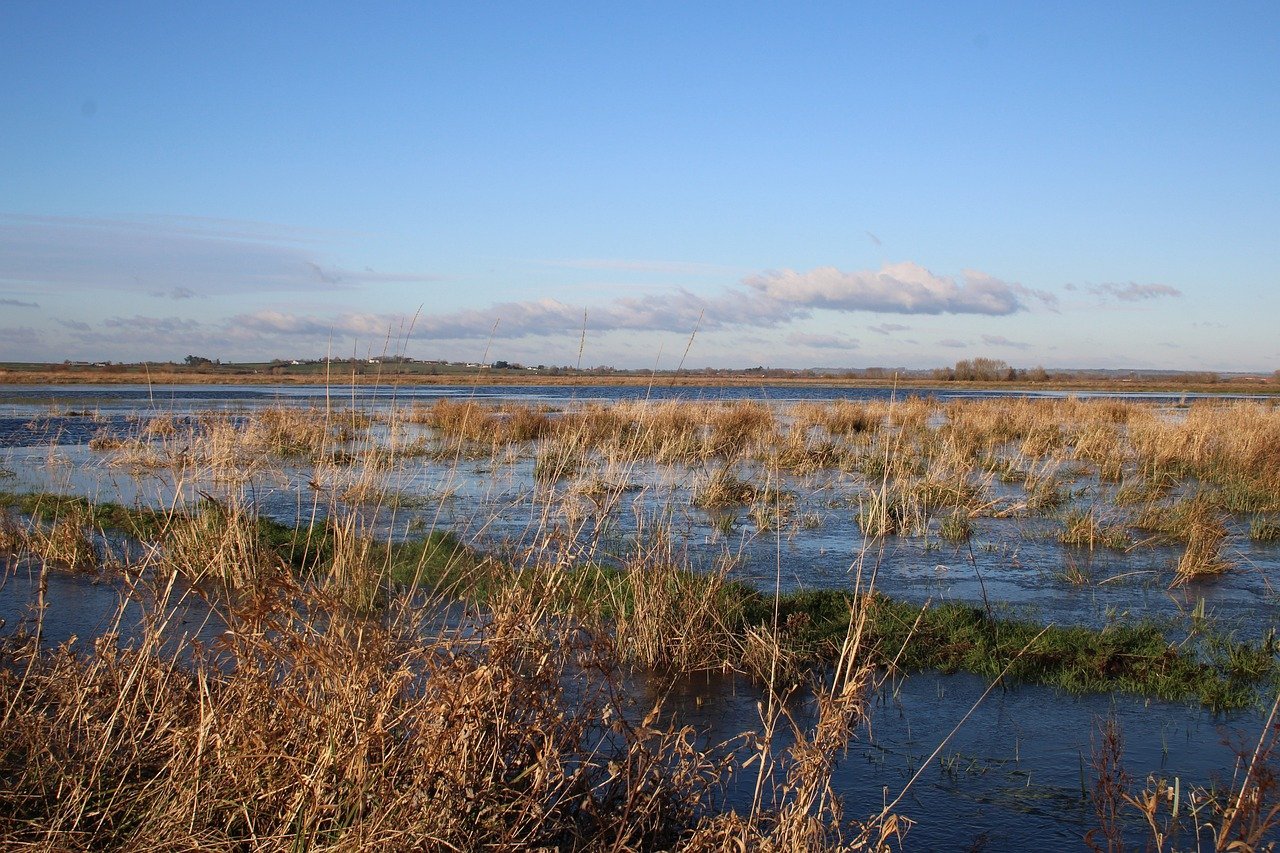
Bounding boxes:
0 514 899 853
25 503 100 572
692 465 761 508
0 578 722 850
161 497 282 590
1173 504 1232 586
1059 507 1130 550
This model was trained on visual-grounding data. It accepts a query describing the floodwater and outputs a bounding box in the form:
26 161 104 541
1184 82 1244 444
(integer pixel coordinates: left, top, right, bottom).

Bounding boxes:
1 382 1277 848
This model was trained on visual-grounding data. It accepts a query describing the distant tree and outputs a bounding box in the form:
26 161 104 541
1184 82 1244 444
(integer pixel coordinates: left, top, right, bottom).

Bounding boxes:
953 357 1010 382
183 355 213 367
1171 371 1218 385
1028 365 1049 382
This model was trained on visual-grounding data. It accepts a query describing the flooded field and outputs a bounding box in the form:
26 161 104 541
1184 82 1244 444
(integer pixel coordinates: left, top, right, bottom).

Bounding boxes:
2 382 1278 849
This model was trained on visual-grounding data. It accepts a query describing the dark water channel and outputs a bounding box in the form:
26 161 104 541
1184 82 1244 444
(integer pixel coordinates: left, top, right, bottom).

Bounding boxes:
2 383 1277 848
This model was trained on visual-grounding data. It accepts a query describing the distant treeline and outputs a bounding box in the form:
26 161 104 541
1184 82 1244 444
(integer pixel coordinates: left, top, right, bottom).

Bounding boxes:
10 358 1278 387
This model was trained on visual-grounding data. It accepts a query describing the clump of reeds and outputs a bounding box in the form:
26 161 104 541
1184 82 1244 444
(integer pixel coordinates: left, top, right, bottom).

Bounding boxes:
143 413 179 438
887 395 933 430
0 510 26 557
748 491 797 533
1114 472 1178 507
1059 556 1093 585
793 399 881 438
939 509 973 542
1086 708 1280 852
534 436 584 483
161 494 283 590
610 555 739 672
1072 422 1127 482
709 575 907 851
1059 507 1130 550
0 576 722 850
1025 473 1068 513
413 397 497 442
707 401 776 455
1250 516 1280 542
503 403 554 441
321 509 387 611
692 466 761 508
26 503 99 572
252 406 337 458
87 431 127 450
856 487 927 537
1172 503 1232 585
1128 401 1280 508
553 402 629 448
1135 492 1220 541
765 424 847 474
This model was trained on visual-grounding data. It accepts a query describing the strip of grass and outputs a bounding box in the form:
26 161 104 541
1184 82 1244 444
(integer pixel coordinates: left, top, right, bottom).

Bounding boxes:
3 490 1275 710
737 590 1276 711
0 492 168 541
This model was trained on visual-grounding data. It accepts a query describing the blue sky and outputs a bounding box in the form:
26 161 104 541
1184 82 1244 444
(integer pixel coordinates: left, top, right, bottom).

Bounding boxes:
2 2 1277 370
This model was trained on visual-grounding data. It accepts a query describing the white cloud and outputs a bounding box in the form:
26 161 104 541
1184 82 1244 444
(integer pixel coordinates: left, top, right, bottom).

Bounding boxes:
744 262 1036 316
406 289 784 339
101 315 204 334
151 286 200 300
981 334 1031 350
1084 282 1183 302
204 262 1053 345
0 326 42 347
373 261 1055 343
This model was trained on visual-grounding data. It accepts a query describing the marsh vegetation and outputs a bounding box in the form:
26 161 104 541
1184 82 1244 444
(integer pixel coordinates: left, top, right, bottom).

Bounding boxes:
1 385 1279 848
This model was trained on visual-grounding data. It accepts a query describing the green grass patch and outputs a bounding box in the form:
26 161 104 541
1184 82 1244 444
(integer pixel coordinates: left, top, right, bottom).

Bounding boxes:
731 588 1276 710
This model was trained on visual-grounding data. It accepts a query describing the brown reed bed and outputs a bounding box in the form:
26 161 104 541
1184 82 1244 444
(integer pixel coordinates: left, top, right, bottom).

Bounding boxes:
0 516 900 852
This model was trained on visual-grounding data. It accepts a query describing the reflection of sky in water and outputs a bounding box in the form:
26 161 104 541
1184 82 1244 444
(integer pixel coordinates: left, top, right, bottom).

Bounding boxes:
648 666 1252 849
